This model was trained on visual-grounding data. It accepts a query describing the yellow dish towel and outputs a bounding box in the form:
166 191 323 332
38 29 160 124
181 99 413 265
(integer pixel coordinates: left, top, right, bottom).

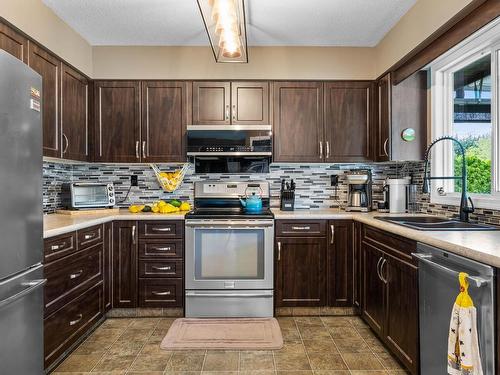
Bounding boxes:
447 272 483 375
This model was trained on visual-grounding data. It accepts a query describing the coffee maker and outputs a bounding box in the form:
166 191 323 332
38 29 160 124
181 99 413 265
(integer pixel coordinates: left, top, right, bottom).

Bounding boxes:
345 170 372 212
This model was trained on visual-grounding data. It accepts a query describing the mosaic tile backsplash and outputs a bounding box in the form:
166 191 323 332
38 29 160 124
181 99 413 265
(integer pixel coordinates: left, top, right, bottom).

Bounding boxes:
43 160 500 225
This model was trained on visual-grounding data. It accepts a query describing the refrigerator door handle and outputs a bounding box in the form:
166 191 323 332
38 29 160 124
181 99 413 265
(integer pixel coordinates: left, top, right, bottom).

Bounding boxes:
0 279 46 309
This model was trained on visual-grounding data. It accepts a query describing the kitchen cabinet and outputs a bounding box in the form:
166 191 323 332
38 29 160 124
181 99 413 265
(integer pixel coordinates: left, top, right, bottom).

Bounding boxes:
273 81 324 162
375 71 428 161
141 81 189 162
112 220 138 308
353 221 363 309
103 222 112 312
192 81 231 125
94 81 141 162
29 43 61 158
0 22 28 63
231 81 270 125
324 82 372 162
327 220 353 307
61 63 89 161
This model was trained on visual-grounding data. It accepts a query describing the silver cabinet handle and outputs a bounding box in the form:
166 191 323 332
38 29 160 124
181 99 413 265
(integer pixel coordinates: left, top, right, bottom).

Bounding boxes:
152 291 171 296
152 227 171 232
376 257 383 281
62 133 69 154
292 226 310 231
277 241 281 261
330 224 335 244
135 141 140 159
69 314 83 326
69 270 83 280
154 247 172 251
51 242 66 251
84 233 95 240
132 225 136 245
152 266 172 271
225 105 230 121
380 259 388 283
326 141 330 159
319 141 323 159
142 141 146 159
383 138 389 157
232 104 236 121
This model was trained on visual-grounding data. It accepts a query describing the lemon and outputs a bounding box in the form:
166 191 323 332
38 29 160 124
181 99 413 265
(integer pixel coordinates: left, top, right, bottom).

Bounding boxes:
180 202 191 211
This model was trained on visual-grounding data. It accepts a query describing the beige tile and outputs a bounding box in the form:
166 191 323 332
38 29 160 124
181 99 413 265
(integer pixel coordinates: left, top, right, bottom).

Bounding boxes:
364 337 389 354
166 353 205 371
307 353 348 371
342 353 384 371
274 342 306 354
312 371 350 375
350 372 388 375
128 372 163 375
294 317 323 326
302 339 338 354
73 339 112 355
137 308 165 317
276 371 313 375
107 340 144 356
240 352 275 371
130 354 171 371
281 328 302 343
100 318 133 329
157 318 177 328
327 326 361 339
355 327 376 339
346 317 369 328
376 352 405 370
117 328 152 342
140 341 171 356
297 325 331 340
163 372 201 375
202 372 238 375
92 354 136 372
386 370 410 374
55 353 103 372
202 352 239 371
240 371 276 375
333 338 371 353
292 307 320 316
91 327 125 339
320 317 352 327
129 318 160 328
274 353 311 371
277 317 297 329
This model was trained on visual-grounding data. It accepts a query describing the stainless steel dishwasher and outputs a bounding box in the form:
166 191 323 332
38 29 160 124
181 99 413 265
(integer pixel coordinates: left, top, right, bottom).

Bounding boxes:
414 243 495 375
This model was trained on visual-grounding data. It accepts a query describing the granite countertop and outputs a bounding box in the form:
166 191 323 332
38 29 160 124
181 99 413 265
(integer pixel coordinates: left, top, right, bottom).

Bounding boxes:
44 208 500 268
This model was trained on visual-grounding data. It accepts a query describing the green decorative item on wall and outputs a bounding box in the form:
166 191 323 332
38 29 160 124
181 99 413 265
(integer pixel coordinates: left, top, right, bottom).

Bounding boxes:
401 128 416 142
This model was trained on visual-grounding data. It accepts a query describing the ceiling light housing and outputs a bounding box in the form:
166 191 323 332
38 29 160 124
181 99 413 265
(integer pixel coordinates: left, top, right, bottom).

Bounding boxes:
197 0 248 63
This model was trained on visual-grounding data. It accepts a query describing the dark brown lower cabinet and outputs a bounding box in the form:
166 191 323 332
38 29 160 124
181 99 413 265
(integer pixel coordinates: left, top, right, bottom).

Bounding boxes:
353 221 363 309
112 221 138 308
362 241 386 336
327 220 353 307
103 222 113 312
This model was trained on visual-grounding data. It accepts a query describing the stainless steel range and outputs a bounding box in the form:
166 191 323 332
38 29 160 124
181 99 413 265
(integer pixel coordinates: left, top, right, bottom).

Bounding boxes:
185 181 274 318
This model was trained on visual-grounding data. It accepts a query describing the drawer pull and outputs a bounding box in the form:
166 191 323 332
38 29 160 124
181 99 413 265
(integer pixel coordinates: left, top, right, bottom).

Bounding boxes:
291 226 311 230
152 291 171 296
152 266 172 271
154 247 172 251
51 242 66 251
69 270 83 279
69 314 83 326
84 233 95 240
152 227 172 232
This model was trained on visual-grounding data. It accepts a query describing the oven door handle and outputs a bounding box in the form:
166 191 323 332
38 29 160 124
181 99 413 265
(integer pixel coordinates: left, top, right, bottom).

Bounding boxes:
185 292 273 298
185 220 274 228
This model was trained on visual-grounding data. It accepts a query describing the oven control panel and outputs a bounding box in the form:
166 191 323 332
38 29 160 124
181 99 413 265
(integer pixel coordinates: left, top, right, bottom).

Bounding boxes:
196 181 269 198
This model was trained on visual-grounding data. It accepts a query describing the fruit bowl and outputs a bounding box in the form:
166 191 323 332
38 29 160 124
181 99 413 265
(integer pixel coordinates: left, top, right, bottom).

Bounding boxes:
150 163 189 192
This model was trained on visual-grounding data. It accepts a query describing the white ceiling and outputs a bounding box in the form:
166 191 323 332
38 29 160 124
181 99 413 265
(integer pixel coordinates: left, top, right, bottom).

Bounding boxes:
42 0 417 47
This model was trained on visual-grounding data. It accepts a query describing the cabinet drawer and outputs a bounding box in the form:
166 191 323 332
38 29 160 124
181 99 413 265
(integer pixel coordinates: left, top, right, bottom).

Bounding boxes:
44 244 103 315
276 220 327 237
44 282 103 369
139 221 184 239
138 278 183 307
362 225 416 262
77 224 103 249
44 232 77 263
139 239 184 258
139 260 183 278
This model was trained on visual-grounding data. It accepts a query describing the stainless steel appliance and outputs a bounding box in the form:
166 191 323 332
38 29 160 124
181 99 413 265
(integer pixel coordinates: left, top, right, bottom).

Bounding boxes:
414 243 495 375
345 170 372 212
0 50 45 374
187 125 272 173
185 181 274 317
61 182 115 209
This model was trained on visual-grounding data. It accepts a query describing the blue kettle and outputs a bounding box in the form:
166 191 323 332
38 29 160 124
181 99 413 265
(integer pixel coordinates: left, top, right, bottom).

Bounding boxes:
239 187 263 213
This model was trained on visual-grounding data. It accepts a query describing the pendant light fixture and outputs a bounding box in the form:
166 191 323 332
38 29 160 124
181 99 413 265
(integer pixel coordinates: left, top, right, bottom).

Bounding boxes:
197 0 248 63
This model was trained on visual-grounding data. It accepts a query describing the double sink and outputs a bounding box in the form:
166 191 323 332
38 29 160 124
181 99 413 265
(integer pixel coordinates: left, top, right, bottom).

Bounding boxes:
376 216 500 231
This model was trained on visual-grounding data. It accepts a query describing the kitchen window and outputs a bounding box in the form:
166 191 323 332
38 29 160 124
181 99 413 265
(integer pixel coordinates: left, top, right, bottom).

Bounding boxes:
430 19 500 210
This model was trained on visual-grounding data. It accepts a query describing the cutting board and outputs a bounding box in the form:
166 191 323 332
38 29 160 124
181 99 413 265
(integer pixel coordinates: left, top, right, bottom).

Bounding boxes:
56 208 121 216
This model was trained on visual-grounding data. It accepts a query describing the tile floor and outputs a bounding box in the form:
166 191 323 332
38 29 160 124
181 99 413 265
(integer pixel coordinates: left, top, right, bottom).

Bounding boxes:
52 316 409 375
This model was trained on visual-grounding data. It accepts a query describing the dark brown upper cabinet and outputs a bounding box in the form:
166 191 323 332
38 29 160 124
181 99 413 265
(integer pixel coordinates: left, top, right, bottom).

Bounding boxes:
231 82 269 125
61 63 89 161
0 22 28 63
192 81 231 125
273 81 324 162
375 71 428 161
324 82 372 162
141 81 189 162
94 81 141 162
29 43 60 158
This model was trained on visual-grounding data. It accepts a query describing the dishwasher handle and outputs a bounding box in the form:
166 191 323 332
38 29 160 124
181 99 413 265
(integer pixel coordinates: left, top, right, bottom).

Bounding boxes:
412 253 489 288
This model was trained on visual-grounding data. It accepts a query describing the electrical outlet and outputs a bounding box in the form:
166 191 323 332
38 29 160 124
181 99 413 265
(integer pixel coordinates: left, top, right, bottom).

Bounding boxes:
130 175 138 187
330 175 339 186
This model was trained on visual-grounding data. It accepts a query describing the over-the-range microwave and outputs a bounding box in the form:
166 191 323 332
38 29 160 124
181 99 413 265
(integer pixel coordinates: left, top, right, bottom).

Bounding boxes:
61 183 115 210
186 125 272 174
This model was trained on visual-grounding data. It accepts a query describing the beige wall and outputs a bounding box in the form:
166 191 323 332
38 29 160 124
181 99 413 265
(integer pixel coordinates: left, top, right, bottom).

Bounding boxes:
92 46 376 80
1 0 93 76
375 0 475 76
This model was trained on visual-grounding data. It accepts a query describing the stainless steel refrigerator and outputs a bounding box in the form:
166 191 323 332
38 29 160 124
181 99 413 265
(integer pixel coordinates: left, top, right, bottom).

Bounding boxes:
0 50 45 374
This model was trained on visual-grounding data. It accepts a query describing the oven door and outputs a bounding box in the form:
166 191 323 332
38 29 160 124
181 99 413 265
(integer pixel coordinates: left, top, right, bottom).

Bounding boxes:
185 220 274 290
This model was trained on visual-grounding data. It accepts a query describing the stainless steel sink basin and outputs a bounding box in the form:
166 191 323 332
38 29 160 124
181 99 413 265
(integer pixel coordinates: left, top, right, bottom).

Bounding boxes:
375 216 500 231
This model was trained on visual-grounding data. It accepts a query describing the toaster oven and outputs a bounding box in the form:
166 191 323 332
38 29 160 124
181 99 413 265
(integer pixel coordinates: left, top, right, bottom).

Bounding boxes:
61 183 115 210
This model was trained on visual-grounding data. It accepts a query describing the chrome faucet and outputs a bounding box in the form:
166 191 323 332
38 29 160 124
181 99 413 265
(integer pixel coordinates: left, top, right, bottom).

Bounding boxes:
422 136 474 222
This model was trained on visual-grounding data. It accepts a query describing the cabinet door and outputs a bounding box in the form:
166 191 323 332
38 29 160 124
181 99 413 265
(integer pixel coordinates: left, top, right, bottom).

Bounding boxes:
0 22 28 63
94 81 141 162
192 81 230 125
362 242 385 336
61 63 89 161
141 81 188 162
273 82 324 162
275 237 326 307
375 73 391 161
103 222 112 312
324 82 372 162
353 222 363 309
112 221 137 308
29 43 61 158
327 220 353 307
231 82 269 125
385 254 419 375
